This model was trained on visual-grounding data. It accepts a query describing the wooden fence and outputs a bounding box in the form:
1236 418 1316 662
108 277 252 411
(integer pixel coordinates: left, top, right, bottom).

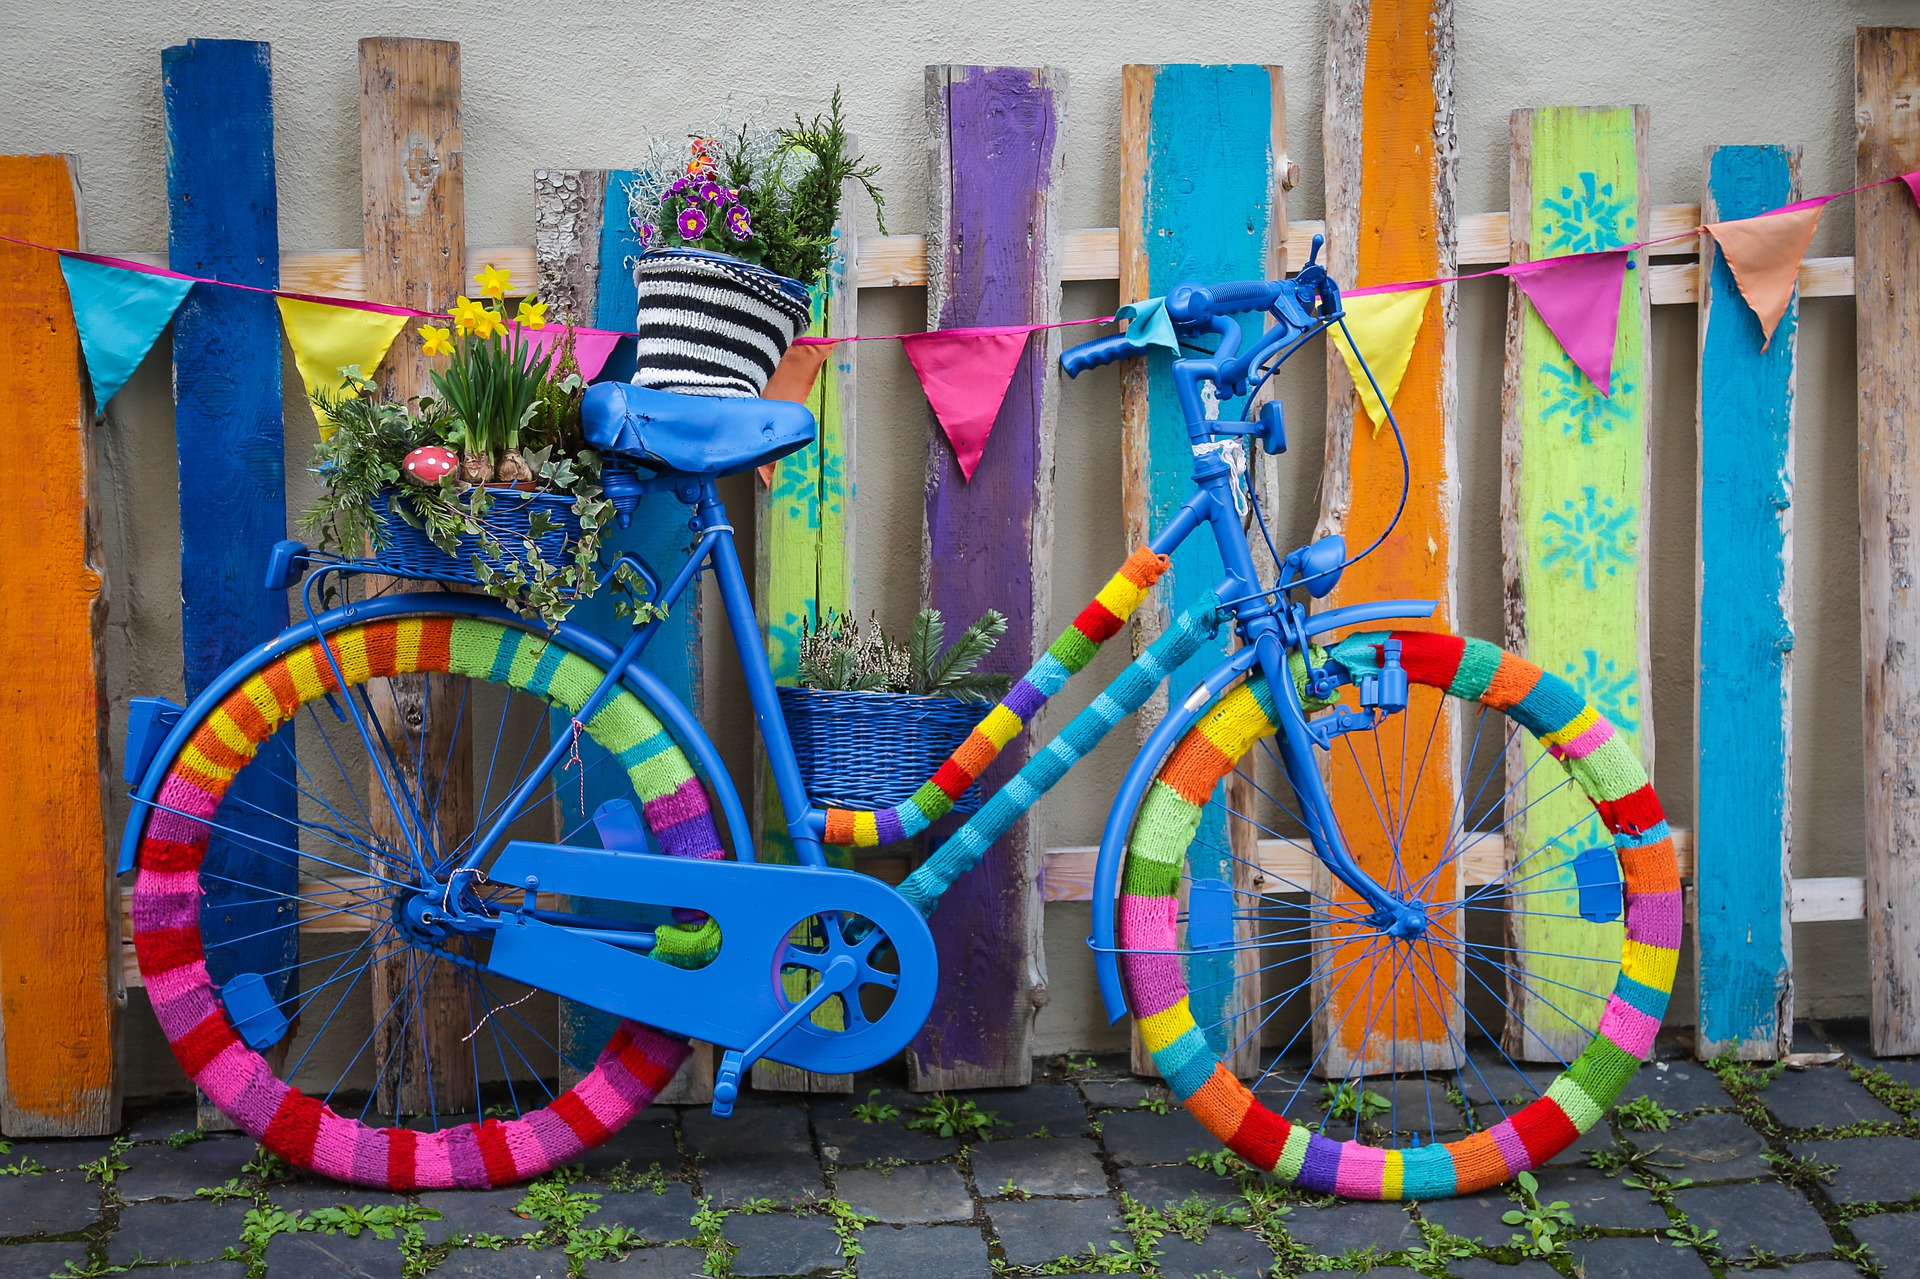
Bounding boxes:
1 16 1915 1134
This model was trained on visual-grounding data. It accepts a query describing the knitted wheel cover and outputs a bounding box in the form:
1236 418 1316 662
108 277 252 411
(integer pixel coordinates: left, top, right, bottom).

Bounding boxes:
131 616 712 1188
1120 631 1681 1200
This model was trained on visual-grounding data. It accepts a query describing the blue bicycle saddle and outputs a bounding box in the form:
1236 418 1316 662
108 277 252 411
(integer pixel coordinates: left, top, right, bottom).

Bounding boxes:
581 381 817 479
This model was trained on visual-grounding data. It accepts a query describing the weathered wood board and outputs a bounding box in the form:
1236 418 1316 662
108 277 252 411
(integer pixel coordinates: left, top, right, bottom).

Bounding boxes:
1501 105 1653 1063
1855 27 1920 1058
1694 144 1799 1061
1314 0 1461 1078
359 36 477 1115
910 64 1064 1091
1118 62 1288 1081
0 153 119 1136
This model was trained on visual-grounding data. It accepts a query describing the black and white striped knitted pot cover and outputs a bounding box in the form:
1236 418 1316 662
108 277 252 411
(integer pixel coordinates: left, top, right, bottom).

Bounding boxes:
630 250 814 398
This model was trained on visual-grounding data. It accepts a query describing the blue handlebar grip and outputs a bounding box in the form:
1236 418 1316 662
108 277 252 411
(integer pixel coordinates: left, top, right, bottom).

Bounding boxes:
1165 279 1283 326
1060 334 1140 378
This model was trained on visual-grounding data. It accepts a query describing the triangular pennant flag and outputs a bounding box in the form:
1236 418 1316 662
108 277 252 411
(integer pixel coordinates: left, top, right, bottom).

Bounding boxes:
277 297 410 439
901 327 1032 481
1705 202 1824 348
1900 169 1920 213
512 323 625 382
57 255 194 408
1326 286 1433 432
1509 250 1630 395
757 342 838 485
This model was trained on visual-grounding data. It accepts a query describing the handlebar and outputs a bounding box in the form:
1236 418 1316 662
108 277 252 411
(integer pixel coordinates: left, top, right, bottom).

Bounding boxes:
1060 334 1141 378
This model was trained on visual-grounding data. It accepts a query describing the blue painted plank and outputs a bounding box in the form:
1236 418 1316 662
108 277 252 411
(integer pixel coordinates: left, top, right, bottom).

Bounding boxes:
163 39 298 1008
1126 64 1280 1071
1695 144 1799 1059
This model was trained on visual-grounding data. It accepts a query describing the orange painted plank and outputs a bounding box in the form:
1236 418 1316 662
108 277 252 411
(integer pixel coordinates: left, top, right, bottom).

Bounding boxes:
0 154 119 1135
1315 0 1461 1075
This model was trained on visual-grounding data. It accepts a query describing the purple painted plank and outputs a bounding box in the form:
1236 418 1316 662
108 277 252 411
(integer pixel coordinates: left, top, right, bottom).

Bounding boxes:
911 65 1065 1089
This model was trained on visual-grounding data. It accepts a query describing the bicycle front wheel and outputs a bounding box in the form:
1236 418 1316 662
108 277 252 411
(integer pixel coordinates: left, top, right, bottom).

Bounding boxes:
128 609 719 1187
1115 630 1679 1199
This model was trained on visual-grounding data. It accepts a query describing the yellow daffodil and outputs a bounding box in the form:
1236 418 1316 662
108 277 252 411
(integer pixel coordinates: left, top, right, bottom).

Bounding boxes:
469 306 504 340
476 263 512 300
419 323 454 356
449 295 489 336
516 297 549 331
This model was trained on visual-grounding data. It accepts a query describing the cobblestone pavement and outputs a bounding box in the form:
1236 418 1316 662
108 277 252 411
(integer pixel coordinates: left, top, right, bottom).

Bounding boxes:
5 1022 1920 1277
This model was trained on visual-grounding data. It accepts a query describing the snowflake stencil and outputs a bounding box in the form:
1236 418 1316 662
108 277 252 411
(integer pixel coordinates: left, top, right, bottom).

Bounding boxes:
1539 360 1635 445
1539 487 1637 590
766 600 817 680
1541 172 1636 255
769 443 846 531
1563 650 1640 734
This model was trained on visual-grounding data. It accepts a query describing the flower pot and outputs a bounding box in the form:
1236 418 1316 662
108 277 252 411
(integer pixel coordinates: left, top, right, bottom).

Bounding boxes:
630 249 814 398
370 486 585 587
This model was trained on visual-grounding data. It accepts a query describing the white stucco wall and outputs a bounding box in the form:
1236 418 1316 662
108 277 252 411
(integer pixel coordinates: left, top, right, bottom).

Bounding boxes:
0 0 1907 1093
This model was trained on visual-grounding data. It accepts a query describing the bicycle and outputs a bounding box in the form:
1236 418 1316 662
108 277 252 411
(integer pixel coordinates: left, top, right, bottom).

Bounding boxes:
119 237 1678 1198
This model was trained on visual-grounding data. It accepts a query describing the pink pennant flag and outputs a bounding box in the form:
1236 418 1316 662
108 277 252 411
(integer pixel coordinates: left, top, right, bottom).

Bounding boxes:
1705 201 1825 349
1901 169 1920 212
901 326 1033 481
1508 250 1630 395
512 324 624 382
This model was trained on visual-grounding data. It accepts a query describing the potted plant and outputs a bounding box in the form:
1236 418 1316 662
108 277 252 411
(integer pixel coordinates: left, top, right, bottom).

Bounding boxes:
779 607 1009 815
299 268 649 627
624 89 886 397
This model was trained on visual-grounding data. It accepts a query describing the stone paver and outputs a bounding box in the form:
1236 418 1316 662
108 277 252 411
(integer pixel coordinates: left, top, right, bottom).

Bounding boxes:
971 1136 1107 1198
970 1084 1090 1138
116 1135 257 1200
575 1120 681 1178
835 1164 973 1224
262 1228 404 1277
1457 1059 1555 1108
856 1222 991 1278
1095 1108 1213 1166
1791 1134 1920 1203
1372 1080 1467 1133
0 1136 112 1174
1569 1234 1714 1279
810 1103 954 1166
433 1246 571 1277
1079 1078 1158 1110
1529 1165 1670 1230
0 1170 98 1236
1117 1162 1242 1210
1847 1209 1920 1271
1416 1189 1514 1244
592 1185 701 1242
106 1198 249 1265
723 1211 842 1277
1279 1201 1419 1255
1773 1263 1876 1279
989 1196 1127 1267
270 1179 413 1214
1648 1110 1772 1181
685 1104 812 1157
580 1243 704 1275
1445 1259 1561 1277
1611 1059 1734 1112
0 1243 89 1278
1761 1067 1899 1129
700 1151 825 1207
416 1188 537 1244
1671 1180 1834 1260
1157 1225 1274 1279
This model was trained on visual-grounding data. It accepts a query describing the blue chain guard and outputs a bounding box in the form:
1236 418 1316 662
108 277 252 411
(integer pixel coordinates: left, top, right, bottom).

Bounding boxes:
484 842 938 1075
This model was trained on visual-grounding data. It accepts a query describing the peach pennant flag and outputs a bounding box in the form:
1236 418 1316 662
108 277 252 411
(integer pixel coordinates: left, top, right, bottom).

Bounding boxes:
756 342 836 485
1704 200 1826 349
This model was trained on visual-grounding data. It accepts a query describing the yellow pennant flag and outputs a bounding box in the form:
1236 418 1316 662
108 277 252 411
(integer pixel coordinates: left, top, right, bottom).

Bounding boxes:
1327 286 1434 434
276 297 412 439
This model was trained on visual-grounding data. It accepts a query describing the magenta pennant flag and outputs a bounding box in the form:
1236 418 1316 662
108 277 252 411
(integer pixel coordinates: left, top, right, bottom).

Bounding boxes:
1902 169 1920 213
1508 250 1630 395
512 324 625 382
901 326 1033 481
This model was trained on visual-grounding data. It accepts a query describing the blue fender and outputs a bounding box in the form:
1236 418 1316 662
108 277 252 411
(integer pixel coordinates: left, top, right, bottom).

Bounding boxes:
117 593 751 876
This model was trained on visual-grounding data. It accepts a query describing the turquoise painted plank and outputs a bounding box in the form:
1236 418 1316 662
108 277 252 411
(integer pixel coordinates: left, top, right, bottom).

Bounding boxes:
1695 144 1798 1059
1126 64 1280 1070
164 39 298 1009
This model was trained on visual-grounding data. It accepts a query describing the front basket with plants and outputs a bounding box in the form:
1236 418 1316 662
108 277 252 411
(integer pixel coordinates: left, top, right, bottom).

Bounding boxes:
300 267 648 627
780 607 1011 816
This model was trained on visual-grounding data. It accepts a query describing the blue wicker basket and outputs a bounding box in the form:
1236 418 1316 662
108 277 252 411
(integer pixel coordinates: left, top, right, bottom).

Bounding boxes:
371 487 584 586
777 686 986 816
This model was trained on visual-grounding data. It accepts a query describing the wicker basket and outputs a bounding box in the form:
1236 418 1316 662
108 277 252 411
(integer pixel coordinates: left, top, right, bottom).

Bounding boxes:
370 487 584 586
777 686 986 816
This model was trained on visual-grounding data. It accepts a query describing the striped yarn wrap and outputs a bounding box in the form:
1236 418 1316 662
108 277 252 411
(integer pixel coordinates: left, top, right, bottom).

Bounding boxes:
822 547 1172 851
1120 631 1680 1201
131 616 723 1188
630 251 813 398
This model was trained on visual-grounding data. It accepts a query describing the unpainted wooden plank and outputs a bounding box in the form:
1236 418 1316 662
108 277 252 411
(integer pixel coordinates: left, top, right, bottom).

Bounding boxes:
359 36 477 1116
1312 0 1462 1079
1855 27 1920 1058
1694 143 1800 1062
909 64 1065 1091
0 153 118 1136
532 168 607 326
1500 105 1654 1064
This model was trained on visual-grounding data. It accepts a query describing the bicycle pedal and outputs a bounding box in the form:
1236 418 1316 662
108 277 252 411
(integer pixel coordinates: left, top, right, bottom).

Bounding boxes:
711 1050 745 1118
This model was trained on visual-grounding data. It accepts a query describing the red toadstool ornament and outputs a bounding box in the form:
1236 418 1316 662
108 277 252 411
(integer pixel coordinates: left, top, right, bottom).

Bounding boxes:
402 445 458 486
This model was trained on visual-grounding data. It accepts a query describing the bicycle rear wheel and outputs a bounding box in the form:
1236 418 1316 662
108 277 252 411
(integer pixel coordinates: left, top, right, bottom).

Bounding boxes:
128 610 719 1187
1116 630 1679 1199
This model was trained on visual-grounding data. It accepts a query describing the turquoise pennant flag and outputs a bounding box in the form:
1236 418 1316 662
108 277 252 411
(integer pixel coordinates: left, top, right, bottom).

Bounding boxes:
58 256 194 408
1115 296 1181 353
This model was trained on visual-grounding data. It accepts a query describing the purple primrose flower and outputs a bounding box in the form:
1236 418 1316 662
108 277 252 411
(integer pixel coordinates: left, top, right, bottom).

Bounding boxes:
636 222 656 247
676 205 708 239
725 204 752 240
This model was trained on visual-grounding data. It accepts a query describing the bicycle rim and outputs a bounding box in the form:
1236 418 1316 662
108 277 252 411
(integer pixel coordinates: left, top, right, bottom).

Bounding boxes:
130 613 712 1188
1117 630 1680 1198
